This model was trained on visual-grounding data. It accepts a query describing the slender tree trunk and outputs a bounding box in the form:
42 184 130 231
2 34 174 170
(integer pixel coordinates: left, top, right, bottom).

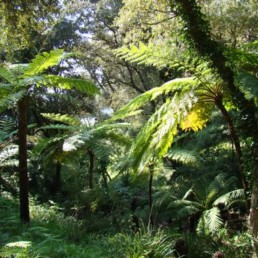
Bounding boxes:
88 149 94 189
215 98 249 208
148 164 154 226
18 95 30 223
172 0 258 254
51 161 62 194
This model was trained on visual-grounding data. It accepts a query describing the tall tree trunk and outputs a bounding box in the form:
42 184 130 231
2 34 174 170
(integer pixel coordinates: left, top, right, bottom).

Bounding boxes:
18 95 30 223
172 0 258 254
88 149 94 189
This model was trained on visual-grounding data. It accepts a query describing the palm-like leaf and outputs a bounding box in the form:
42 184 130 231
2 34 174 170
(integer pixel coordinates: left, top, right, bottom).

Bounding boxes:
23 49 66 77
42 75 99 95
110 77 197 121
0 66 15 83
197 207 223 235
213 189 245 207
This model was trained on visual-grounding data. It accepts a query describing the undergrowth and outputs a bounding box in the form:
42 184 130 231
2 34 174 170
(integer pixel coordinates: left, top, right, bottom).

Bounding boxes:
0 192 253 258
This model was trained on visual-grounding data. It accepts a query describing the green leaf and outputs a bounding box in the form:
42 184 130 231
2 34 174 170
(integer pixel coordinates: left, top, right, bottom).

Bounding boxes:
23 49 65 77
0 66 15 83
42 75 99 95
110 77 197 122
41 113 81 126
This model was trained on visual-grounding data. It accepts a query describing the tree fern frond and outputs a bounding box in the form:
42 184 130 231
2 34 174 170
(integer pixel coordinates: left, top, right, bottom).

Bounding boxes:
236 71 258 101
198 207 223 235
43 75 99 95
213 189 245 207
0 66 15 83
226 48 258 72
126 91 199 171
0 90 26 109
0 119 16 142
180 102 212 131
166 147 198 166
41 113 81 126
115 42 181 69
110 77 197 122
39 124 77 131
23 49 65 77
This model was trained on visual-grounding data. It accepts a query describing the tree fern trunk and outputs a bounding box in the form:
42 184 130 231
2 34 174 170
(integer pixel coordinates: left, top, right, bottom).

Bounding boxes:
18 95 30 223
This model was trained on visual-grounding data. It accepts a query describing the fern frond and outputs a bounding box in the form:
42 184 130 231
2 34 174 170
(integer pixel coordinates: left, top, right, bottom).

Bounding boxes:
180 102 212 131
126 91 199 171
39 124 77 131
236 71 258 101
213 189 245 207
198 207 223 235
23 49 65 77
0 90 26 109
166 147 198 166
0 66 15 83
115 42 181 69
110 77 197 121
43 75 99 95
41 113 81 126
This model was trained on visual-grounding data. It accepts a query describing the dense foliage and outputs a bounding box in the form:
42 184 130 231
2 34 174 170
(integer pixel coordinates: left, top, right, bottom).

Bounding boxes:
0 0 258 257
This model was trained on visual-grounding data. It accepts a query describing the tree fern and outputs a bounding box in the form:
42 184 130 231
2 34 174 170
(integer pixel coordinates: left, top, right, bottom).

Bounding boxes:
213 189 245 207
166 147 198 166
197 207 223 236
0 66 15 83
41 113 81 126
42 75 99 95
23 49 66 77
110 77 197 122
114 42 179 69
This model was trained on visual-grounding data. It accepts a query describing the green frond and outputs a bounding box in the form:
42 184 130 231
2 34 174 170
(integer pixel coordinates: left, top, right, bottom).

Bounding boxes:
114 42 181 69
197 207 223 235
213 189 245 207
127 91 198 171
0 89 27 110
41 113 81 126
166 147 198 166
0 119 16 142
167 199 203 219
110 77 197 122
39 124 77 131
43 75 99 95
23 49 65 77
0 66 15 83
226 47 258 72
236 71 258 101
